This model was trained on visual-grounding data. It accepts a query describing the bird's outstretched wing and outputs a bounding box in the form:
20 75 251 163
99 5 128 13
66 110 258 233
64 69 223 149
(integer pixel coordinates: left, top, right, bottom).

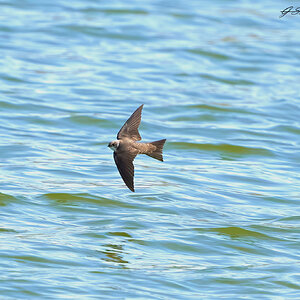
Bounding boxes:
113 151 137 192
117 104 143 141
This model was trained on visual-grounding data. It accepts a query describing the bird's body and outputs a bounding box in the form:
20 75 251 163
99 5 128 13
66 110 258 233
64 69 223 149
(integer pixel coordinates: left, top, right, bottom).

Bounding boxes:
111 138 156 156
108 105 166 192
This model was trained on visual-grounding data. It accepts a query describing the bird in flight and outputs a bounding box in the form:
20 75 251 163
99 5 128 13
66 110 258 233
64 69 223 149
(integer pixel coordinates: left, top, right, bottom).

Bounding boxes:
108 104 166 192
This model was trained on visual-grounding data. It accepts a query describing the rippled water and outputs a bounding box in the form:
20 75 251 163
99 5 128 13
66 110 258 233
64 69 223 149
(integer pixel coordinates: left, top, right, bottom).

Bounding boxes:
0 0 299 299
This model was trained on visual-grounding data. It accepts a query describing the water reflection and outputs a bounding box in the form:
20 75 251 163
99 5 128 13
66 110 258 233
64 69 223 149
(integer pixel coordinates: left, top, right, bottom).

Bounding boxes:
102 244 129 266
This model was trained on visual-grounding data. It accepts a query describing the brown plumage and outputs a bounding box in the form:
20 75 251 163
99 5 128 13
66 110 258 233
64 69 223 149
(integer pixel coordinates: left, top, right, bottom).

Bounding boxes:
108 105 166 192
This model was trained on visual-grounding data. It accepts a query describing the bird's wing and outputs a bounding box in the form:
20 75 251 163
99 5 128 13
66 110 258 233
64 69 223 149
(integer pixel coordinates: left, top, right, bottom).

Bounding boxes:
113 151 137 192
117 105 143 141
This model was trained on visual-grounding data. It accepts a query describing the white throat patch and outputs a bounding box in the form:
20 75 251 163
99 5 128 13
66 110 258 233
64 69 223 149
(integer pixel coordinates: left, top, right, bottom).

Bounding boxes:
108 140 120 151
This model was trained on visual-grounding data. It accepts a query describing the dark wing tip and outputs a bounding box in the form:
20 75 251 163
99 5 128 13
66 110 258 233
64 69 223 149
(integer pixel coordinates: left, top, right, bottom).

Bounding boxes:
117 104 144 141
125 175 135 192
134 104 144 115
113 152 136 192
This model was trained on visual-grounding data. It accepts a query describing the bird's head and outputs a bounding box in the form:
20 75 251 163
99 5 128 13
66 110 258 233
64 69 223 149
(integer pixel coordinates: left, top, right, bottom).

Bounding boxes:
108 140 120 151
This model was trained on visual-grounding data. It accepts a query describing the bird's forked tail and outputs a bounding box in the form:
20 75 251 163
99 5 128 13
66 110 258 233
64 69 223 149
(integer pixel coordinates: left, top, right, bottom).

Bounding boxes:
146 139 166 162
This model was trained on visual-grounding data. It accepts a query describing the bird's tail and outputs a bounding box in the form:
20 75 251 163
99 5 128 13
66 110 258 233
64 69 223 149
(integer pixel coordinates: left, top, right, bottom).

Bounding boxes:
146 139 166 162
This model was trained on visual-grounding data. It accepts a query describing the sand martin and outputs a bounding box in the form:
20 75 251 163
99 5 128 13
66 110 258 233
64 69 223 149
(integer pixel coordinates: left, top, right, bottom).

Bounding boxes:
108 104 166 192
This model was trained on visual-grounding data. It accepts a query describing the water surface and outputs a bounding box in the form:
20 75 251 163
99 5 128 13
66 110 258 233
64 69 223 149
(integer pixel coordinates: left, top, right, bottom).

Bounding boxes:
0 0 299 299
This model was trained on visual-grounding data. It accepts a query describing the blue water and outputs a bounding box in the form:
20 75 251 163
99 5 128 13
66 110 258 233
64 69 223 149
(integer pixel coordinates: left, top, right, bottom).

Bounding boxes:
0 0 299 299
